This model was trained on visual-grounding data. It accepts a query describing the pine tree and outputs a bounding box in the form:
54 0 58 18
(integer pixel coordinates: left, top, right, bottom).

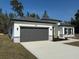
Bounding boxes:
71 10 79 33
27 12 30 17
42 10 49 19
10 0 24 17
36 14 40 19
74 10 79 26
30 13 36 18
9 12 17 18
0 9 9 33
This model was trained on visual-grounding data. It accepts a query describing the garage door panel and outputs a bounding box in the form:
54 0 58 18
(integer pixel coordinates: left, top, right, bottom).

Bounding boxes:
20 27 48 42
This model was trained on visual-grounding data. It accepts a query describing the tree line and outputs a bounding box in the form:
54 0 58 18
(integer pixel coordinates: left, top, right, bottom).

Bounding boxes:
71 10 79 33
0 0 49 33
0 0 79 34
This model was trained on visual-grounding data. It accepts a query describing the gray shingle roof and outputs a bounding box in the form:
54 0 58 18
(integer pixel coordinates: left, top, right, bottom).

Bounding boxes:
11 16 61 24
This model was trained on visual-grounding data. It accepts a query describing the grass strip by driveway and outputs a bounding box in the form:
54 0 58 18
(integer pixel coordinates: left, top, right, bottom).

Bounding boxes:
0 35 37 59
65 41 79 47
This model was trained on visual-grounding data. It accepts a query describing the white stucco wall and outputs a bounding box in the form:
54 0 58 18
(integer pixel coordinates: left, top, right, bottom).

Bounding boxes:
58 26 75 39
58 26 63 38
13 21 54 43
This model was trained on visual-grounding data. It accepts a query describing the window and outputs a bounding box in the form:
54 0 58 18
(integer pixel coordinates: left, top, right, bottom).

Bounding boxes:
64 28 73 35
64 28 67 35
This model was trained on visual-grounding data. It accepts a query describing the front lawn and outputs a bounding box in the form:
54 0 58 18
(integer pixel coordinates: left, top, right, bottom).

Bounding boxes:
65 41 79 47
0 34 37 59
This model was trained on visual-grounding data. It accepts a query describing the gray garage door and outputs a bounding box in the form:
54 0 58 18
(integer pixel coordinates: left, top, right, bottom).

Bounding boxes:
20 27 48 42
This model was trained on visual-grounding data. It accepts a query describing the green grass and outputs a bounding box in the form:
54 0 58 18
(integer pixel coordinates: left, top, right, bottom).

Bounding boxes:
0 34 37 59
65 41 79 47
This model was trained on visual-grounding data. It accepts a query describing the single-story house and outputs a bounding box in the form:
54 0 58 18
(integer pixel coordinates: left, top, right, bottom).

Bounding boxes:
8 17 75 43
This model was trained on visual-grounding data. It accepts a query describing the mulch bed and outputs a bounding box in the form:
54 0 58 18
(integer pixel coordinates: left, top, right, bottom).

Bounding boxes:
64 41 79 47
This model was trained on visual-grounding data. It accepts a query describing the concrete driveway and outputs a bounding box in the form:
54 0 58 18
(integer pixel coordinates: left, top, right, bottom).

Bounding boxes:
21 40 79 59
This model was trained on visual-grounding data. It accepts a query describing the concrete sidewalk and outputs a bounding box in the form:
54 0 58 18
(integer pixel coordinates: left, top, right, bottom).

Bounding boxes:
21 41 79 59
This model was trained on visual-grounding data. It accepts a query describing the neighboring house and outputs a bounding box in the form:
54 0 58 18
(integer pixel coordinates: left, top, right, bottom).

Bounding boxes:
8 17 75 43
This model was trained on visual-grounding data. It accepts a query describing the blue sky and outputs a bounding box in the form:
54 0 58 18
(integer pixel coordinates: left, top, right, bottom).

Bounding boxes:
0 0 79 21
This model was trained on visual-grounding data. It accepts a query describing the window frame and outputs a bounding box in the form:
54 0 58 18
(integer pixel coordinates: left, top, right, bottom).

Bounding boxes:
64 27 73 35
